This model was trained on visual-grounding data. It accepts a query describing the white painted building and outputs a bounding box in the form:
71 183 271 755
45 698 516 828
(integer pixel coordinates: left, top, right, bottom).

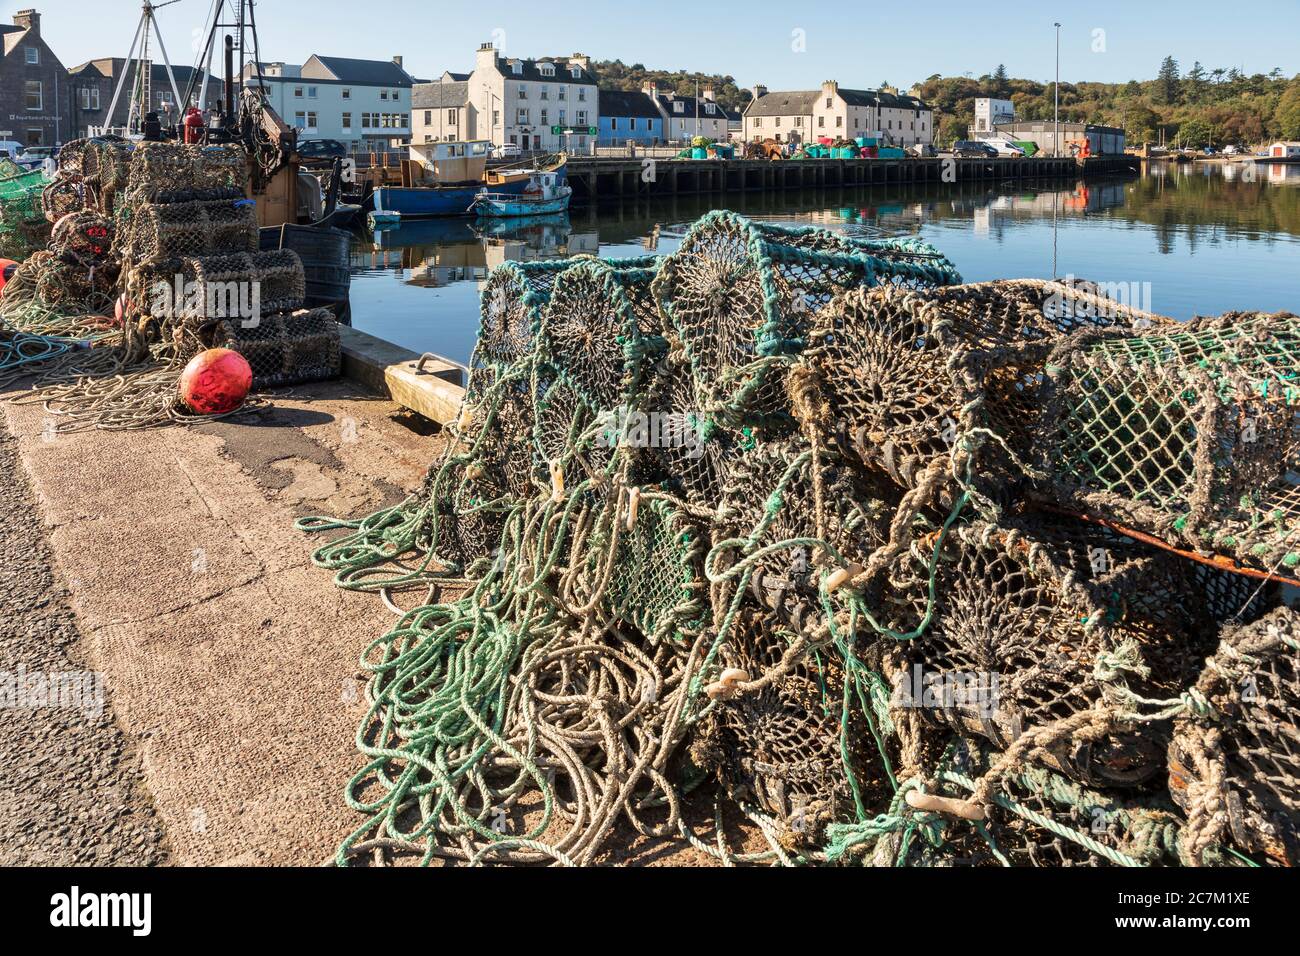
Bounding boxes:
972 97 1015 136
464 43 600 152
743 81 932 146
1268 141 1300 159
243 54 413 149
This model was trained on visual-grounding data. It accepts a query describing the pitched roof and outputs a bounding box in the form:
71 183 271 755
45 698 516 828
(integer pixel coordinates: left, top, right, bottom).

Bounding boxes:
598 89 662 119
413 81 468 109
495 57 597 85
744 90 819 117
307 55 412 87
654 95 734 121
745 87 929 115
442 71 470 82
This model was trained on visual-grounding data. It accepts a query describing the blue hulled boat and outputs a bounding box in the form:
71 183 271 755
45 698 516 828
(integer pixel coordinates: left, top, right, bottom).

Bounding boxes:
372 141 567 219
471 170 572 218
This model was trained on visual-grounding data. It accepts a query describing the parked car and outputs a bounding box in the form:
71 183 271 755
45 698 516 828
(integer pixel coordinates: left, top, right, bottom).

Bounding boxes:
1223 145 1244 156
952 140 999 159
492 143 522 159
297 139 348 160
906 143 937 158
0 140 28 163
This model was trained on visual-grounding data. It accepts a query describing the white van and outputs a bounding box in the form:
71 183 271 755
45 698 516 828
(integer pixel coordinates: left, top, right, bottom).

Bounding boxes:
0 140 28 162
987 139 1026 157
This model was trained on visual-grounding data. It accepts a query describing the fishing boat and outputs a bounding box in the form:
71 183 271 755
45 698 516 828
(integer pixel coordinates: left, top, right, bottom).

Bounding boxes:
471 170 572 218
372 141 567 219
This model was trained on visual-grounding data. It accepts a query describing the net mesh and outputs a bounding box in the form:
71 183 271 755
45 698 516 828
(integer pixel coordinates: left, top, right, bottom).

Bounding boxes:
295 212 1290 867
1034 311 1300 578
1169 605 1300 866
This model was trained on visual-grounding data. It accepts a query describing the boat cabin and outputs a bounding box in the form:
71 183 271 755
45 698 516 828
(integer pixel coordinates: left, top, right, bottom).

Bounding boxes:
406 140 490 185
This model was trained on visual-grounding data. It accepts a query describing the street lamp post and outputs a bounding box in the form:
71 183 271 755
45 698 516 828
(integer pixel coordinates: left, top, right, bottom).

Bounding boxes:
1053 22 1061 157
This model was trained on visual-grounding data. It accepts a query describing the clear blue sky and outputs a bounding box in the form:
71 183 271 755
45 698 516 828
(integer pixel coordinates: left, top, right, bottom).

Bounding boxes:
16 0 1300 91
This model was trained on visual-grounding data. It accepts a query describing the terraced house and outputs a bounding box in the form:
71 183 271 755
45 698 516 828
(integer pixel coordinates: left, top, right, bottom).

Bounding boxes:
643 83 734 144
0 9 66 147
743 81 933 147
242 55 413 150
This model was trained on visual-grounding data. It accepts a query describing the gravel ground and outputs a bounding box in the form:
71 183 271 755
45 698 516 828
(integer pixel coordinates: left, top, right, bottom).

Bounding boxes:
0 425 169 866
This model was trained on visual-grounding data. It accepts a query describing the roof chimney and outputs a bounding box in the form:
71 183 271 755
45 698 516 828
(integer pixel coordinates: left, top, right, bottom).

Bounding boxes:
751 84 768 101
702 88 715 102
13 9 40 35
476 42 499 73
642 81 658 97
393 55 403 68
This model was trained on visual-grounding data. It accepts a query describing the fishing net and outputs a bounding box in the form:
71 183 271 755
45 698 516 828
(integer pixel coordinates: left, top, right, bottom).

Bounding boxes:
880 518 1255 791
296 213 1290 867
114 193 259 260
477 261 568 369
651 210 961 423
1169 605 1300 866
1033 311 1300 580
211 307 341 389
689 604 883 846
539 255 665 412
794 279 1168 493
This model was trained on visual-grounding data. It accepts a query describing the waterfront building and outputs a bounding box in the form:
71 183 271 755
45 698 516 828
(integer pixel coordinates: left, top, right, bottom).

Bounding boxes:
243 55 413 150
992 120 1126 156
69 60 222 136
0 9 69 146
464 43 600 153
1268 141 1300 159
642 83 734 144
412 81 469 142
742 81 932 147
597 89 664 145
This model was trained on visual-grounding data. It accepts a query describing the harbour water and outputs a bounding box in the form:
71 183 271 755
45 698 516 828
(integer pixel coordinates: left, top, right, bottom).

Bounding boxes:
348 161 1300 366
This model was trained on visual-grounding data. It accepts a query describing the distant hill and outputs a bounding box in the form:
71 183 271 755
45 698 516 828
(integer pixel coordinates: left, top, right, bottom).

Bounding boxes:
592 60 751 114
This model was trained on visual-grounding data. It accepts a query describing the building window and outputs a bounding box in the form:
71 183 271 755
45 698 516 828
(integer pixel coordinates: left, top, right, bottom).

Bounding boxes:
294 87 303 97
512 61 522 74
342 112 353 130
25 46 39 65
423 110 432 125
447 108 457 124
392 91 399 100
541 109 549 124
673 101 684 114
705 103 715 114
836 116 842 127
518 84 527 99
307 111 318 129
381 90 389 100
558 87 566 101
540 63 554 77
558 109 566 124
577 88 586 102
79 87 100 110
295 111 306 127
517 108 529 124
774 116 781 127
794 117 803 127
576 110 587 126
492 109 500 128
825 97 832 108
818 116 825 128
754 117 762 128
342 88 351 99
571 67 580 78
629 118 636 131
24 81 42 111
540 88 548 100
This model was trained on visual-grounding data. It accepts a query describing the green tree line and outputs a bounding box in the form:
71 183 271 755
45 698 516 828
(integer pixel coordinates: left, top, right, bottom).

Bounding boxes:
916 59 1300 148
591 60 751 113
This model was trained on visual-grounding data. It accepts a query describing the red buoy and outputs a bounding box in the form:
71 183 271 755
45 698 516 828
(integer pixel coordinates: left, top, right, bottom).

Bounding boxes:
114 293 130 325
178 348 253 415
0 258 18 292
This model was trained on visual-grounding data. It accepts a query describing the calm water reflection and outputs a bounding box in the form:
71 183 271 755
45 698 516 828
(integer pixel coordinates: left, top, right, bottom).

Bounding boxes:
349 161 1300 366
